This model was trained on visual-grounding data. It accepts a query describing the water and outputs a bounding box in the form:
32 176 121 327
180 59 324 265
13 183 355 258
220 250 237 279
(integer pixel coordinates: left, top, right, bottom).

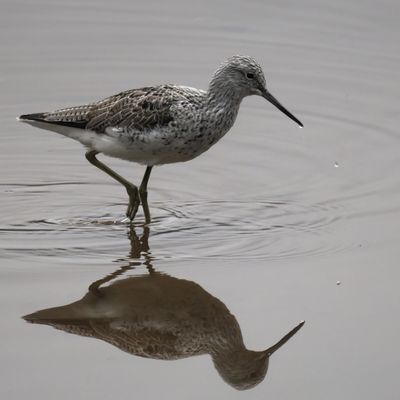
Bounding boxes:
1 0 400 398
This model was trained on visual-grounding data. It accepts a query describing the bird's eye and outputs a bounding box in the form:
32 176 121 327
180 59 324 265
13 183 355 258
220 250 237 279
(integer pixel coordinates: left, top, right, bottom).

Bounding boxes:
246 73 255 79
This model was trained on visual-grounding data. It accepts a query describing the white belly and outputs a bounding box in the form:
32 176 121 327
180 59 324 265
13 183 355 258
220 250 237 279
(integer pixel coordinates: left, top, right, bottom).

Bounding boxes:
92 132 208 166
19 120 219 166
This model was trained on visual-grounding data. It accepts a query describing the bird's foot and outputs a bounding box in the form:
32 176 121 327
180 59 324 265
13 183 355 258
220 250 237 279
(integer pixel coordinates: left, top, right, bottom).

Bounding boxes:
126 187 140 221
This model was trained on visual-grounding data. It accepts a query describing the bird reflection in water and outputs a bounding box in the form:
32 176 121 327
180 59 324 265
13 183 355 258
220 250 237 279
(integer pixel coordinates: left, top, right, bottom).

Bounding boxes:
23 226 304 390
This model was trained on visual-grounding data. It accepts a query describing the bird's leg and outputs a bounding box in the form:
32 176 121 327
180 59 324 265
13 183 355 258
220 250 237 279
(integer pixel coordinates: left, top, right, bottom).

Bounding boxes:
88 264 134 297
85 150 140 221
139 166 153 224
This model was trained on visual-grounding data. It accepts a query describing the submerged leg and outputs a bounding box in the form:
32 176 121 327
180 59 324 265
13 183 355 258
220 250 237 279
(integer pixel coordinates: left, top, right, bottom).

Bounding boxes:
85 150 140 221
139 166 153 224
89 225 153 297
88 264 134 297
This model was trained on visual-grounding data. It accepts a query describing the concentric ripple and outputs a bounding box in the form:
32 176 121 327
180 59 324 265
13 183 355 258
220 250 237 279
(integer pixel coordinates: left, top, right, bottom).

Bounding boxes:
150 199 353 261
2 101 400 263
1 197 353 262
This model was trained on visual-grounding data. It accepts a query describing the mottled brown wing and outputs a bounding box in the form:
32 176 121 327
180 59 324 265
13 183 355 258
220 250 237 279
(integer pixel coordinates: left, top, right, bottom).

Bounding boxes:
20 85 179 133
85 85 177 133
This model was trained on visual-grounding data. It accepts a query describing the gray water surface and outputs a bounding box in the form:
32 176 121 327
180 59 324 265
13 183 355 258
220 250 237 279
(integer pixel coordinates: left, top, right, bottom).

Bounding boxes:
1 0 400 399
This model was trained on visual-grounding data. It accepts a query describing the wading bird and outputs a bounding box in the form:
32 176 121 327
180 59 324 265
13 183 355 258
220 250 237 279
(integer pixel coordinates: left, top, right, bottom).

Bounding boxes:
19 56 303 223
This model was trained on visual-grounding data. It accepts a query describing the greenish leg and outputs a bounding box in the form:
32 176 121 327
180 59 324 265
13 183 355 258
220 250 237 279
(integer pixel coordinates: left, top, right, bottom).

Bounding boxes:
139 166 153 224
85 150 140 221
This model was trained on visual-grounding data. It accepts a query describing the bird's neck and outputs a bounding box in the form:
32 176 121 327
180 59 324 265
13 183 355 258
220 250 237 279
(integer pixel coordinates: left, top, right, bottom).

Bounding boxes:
207 313 246 357
206 74 245 109
203 78 244 138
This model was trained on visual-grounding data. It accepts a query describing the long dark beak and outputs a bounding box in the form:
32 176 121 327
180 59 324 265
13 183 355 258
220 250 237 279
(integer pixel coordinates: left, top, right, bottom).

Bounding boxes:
264 320 305 356
262 89 303 127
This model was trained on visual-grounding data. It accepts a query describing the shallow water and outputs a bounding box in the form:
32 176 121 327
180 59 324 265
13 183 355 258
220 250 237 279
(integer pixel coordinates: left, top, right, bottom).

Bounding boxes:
1 0 400 398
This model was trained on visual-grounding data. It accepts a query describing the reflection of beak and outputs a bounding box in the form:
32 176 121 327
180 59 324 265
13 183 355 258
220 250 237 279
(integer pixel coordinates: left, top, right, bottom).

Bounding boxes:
261 88 303 127
264 320 305 356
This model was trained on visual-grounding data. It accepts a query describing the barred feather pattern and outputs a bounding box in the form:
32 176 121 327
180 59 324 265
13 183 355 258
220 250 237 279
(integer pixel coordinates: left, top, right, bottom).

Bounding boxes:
41 85 207 133
19 56 277 165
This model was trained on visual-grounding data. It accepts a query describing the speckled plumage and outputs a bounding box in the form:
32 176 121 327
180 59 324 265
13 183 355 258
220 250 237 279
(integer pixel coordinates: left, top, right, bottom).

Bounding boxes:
20 85 211 165
19 56 302 166
24 272 304 390
18 56 302 221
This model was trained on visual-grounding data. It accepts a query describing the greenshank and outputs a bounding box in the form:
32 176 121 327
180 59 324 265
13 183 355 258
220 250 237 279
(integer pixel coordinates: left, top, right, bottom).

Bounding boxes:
19 55 303 223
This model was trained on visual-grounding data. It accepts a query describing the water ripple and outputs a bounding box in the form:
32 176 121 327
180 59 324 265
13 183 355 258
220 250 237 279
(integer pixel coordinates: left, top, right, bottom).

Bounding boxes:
0 198 353 261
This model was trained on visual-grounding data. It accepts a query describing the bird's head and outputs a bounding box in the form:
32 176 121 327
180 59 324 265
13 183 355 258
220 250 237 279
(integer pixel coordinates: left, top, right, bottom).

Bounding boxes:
212 55 303 127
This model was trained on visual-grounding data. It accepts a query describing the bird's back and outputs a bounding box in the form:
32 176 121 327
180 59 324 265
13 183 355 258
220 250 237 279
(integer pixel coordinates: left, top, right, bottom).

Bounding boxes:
20 85 203 133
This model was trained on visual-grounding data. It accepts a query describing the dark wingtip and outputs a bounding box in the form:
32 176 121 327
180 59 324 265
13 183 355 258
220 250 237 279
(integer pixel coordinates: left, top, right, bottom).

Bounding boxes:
22 311 41 323
22 314 33 322
18 113 46 122
17 113 87 129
